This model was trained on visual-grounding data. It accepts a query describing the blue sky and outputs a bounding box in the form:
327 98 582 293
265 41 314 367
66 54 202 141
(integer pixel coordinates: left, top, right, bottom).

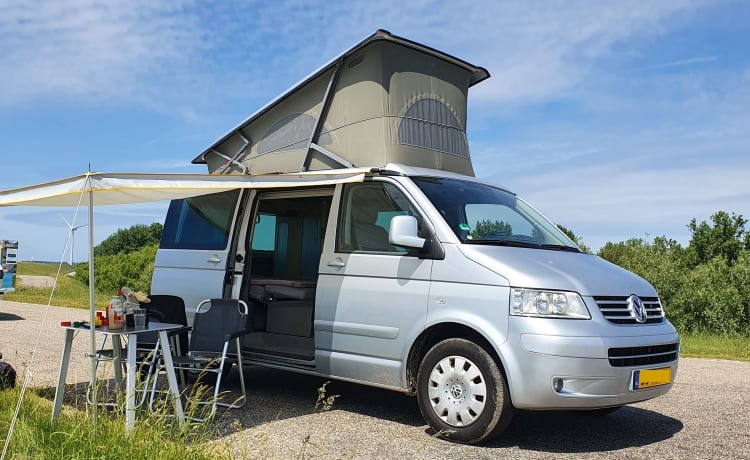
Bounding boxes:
0 0 748 262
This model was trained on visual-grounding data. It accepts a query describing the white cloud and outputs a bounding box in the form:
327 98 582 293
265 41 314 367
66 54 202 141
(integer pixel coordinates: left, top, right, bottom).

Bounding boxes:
636 56 719 72
0 0 718 112
455 0 713 104
0 1 207 107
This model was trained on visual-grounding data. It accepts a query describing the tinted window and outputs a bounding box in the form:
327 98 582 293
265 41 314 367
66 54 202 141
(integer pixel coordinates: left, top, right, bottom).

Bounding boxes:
161 190 240 250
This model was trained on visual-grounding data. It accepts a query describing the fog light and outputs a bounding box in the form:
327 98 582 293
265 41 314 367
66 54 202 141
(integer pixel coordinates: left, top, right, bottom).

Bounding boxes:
552 378 564 393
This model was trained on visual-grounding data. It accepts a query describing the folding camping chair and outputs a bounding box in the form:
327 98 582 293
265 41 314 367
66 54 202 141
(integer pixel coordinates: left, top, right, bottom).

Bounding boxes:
138 294 189 357
151 298 251 421
87 295 188 409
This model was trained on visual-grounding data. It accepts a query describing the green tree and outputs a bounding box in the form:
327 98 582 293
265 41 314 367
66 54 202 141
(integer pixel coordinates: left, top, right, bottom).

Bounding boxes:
556 224 591 253
471 219 512 238
94 223 163 257
686 211 747 266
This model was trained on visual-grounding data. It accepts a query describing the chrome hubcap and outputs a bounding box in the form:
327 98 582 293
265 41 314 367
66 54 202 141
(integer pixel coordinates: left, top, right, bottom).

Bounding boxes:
427 356 487 427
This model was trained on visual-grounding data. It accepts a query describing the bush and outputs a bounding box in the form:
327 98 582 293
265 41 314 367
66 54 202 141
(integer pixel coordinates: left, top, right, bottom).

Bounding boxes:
598 224 750 336
669 256 749 335
94 223 163 257
76 243 158 294
598 236 686 310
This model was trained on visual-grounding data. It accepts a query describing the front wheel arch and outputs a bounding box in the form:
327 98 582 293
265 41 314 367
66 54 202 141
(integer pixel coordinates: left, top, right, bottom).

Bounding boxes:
406 322 509 394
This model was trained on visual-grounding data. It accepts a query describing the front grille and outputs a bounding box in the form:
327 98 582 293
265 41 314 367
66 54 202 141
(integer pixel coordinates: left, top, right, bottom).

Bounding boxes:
608 343 679 367
594 296 665 325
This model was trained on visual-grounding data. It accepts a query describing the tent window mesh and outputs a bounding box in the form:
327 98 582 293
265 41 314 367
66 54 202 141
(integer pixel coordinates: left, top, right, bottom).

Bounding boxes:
398 99 469 158
257 113 332 155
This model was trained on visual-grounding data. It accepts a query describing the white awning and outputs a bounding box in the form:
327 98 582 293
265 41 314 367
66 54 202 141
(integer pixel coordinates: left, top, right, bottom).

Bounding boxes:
0 169 368 207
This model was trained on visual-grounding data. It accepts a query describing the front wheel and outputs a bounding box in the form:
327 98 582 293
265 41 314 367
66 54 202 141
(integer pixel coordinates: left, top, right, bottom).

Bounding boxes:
416 338 513 444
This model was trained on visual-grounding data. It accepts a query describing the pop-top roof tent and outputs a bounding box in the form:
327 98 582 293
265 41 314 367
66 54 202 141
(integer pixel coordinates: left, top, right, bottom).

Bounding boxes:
193 29 489 177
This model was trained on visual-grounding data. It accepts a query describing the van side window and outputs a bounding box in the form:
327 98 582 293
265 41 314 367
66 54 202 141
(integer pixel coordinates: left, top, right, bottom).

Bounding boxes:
338 182 420 254
160 190 240 250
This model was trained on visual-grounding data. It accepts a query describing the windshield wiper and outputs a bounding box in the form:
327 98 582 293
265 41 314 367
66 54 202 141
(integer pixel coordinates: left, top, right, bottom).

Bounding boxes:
465 239 581 252
464 239 539 248
539 244 581 253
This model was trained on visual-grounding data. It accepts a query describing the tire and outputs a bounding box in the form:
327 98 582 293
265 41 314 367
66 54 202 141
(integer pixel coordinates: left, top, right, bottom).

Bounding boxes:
416 338 513 444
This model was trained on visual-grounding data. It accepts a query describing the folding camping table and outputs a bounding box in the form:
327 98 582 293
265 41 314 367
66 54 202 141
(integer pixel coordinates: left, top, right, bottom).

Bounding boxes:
52 321 186 432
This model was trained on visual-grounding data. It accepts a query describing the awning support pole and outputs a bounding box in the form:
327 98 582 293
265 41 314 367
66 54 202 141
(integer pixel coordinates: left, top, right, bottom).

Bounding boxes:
87 173 98 436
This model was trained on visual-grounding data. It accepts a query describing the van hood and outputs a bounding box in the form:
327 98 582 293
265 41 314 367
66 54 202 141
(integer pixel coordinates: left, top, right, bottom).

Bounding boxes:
458 245 657 297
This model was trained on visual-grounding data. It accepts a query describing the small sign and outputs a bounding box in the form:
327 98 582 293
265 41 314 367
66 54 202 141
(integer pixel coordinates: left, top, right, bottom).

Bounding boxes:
633 367 672 389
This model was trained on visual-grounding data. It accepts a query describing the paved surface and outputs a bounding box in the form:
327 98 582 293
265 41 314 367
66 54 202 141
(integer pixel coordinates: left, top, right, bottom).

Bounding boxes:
15 275 56 289
1 300 748 459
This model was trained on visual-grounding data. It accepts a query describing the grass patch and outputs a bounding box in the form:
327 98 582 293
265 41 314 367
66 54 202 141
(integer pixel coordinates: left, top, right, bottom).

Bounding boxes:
3 262 108 309
12 262 73 277
680 333 750 362
0 387 227 459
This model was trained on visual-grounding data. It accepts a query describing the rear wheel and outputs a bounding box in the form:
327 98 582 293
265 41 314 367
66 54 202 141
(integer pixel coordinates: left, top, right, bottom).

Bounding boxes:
416 338 513 444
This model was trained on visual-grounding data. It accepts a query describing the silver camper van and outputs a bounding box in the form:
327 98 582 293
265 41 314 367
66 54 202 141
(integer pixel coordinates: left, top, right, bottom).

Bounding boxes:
151 31 679 444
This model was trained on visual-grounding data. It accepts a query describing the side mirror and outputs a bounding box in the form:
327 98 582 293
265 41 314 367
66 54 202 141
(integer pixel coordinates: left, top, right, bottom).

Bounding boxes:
389 215 427 249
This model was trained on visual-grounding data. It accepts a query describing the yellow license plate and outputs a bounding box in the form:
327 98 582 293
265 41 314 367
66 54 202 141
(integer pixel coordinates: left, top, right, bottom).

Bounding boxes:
634 367 672 389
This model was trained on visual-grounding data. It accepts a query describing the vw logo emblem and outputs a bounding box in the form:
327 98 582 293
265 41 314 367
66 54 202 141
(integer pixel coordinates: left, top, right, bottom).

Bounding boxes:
628 295 647 323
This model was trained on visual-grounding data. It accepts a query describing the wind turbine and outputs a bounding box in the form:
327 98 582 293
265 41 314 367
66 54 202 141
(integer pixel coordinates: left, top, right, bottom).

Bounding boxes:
60 215 87 265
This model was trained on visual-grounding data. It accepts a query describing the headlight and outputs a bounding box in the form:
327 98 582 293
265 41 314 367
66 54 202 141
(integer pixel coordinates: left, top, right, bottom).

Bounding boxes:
511 288 590 319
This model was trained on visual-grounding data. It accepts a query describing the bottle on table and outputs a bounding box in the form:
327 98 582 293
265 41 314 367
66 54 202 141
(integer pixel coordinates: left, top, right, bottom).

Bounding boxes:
108 297 124 330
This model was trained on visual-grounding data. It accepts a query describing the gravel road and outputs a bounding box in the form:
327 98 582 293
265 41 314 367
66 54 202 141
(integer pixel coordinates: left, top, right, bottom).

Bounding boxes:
1 300 748 459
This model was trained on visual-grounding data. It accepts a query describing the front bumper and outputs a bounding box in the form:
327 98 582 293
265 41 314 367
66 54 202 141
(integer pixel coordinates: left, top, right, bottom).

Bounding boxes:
500 331 680 410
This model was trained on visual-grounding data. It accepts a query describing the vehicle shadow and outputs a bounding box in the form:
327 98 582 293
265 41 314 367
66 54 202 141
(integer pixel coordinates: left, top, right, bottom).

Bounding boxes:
34 366 422 430
485 407 683 453
0 312 24 321
38 366 683 455
216 366 682 453
212 366 423 433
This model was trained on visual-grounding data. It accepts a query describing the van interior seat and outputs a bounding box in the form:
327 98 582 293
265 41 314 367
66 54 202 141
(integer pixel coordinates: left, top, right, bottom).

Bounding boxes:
247 278 316 339
249 278 316 301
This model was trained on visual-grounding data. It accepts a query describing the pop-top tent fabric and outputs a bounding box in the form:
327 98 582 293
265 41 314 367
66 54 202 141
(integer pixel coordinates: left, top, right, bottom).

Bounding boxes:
0 169 366 436
193 29 489 177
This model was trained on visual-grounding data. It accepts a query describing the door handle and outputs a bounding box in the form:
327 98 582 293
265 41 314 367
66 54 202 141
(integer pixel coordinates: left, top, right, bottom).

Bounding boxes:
207 255 222 264
326 258 346 268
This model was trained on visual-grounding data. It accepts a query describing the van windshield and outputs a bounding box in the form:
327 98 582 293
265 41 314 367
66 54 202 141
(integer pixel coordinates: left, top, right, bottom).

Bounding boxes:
412 177 580 251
